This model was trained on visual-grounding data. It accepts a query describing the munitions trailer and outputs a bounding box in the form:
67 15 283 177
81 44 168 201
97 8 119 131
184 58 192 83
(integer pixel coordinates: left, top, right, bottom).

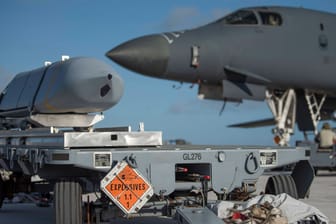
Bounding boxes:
0 124 314 224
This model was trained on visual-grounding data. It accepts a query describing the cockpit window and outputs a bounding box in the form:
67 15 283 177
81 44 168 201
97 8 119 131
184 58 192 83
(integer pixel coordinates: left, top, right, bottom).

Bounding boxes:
219 10 258 25
259 12 282 26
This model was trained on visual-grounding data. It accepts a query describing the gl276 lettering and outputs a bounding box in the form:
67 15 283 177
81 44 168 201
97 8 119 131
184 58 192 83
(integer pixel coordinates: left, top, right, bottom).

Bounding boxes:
183 153 202 160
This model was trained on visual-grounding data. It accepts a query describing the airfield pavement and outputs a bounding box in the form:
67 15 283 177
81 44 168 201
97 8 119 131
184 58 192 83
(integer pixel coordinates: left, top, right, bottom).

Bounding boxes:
0 170 335 224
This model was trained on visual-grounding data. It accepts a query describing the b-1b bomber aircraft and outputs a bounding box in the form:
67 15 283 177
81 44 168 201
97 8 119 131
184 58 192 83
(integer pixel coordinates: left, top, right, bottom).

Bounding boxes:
107 6 336 146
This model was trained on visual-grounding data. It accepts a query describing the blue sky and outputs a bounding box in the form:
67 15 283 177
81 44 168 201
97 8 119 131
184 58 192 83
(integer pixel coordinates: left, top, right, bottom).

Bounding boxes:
1 0 335 145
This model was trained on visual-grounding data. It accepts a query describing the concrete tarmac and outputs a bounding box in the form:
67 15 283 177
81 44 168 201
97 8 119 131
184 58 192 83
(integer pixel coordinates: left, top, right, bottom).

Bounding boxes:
0 171 335 224
302 171 336 223
257 170 336 223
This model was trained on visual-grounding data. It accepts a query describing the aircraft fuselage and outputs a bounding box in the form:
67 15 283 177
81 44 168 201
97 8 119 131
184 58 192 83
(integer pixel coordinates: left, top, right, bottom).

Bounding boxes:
107 6 336 96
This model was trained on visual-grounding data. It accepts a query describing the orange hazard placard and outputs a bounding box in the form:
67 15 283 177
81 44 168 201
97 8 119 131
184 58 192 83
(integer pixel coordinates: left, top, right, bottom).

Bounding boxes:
100 161 153 214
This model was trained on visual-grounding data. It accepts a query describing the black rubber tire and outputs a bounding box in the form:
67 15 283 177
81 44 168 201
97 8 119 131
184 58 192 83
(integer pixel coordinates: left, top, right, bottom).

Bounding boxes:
0 178 4 208
54 180 83 224
314 167 319 176
265 174 298 199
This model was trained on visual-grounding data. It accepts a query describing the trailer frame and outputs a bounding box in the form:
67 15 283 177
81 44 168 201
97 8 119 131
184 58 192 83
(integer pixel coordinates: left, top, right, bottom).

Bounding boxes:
0 126 314 223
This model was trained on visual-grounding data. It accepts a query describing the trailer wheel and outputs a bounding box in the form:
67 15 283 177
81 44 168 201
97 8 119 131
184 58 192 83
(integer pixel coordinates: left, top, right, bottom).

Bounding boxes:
313 167 318 176
54 180 83 224
265 175 298 199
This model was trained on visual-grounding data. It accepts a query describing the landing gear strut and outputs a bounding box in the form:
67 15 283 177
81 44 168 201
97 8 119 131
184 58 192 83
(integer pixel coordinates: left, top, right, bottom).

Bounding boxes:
303 90 326 135
266 89 296 146
267 89 327 146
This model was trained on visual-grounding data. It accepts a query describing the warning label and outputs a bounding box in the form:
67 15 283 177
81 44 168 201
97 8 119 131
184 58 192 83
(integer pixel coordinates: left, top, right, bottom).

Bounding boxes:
101 161 153 214
260 150 277 167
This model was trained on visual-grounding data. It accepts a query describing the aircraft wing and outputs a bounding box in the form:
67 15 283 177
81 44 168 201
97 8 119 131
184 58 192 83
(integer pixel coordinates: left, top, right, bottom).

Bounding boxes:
228 118 276 128
229 112 333 129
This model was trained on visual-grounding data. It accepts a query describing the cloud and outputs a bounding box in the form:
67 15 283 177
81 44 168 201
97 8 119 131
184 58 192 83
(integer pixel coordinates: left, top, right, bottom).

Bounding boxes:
0 66 13 91
168 100 194 114
168 100 198 114
211 8 232 20
160 7 201 31
167 98 223 115
157 7 232 32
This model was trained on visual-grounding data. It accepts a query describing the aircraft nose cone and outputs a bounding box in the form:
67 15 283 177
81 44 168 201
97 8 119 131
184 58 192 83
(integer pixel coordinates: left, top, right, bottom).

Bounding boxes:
106 35 169 77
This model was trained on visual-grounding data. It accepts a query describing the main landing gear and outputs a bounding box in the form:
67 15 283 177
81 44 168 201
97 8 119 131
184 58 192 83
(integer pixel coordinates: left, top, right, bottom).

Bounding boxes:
266 89 326 146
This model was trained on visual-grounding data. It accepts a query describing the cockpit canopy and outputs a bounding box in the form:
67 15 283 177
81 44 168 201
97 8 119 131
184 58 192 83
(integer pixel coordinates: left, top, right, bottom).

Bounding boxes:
259 12 282 25
216 9 282 26
220 10 258 25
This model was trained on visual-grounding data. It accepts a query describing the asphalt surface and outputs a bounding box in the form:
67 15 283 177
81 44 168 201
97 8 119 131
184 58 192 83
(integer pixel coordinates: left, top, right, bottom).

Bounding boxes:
0 171 335 224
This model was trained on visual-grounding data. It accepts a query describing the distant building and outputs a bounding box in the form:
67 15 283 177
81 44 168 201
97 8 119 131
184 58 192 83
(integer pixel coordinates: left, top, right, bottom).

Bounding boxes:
164 139 191 145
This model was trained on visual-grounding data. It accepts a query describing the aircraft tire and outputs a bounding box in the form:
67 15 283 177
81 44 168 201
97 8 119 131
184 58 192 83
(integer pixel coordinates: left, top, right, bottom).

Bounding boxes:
54 180 82 224
265 175 298 199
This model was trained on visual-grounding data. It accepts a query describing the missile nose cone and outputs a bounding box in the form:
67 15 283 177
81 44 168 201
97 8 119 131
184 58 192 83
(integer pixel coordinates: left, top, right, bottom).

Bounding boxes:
106 34 169 77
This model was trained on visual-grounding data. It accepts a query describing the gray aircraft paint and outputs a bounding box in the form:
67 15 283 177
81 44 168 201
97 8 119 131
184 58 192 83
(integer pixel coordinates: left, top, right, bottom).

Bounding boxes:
106 6 336 133
107 6 336 95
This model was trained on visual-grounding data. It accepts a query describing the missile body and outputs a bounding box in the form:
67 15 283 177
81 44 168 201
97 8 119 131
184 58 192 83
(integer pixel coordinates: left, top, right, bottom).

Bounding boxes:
0 57 123 118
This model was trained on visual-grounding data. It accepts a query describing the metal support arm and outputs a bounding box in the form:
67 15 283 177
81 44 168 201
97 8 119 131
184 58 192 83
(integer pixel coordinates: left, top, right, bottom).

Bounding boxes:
266 89 296 146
